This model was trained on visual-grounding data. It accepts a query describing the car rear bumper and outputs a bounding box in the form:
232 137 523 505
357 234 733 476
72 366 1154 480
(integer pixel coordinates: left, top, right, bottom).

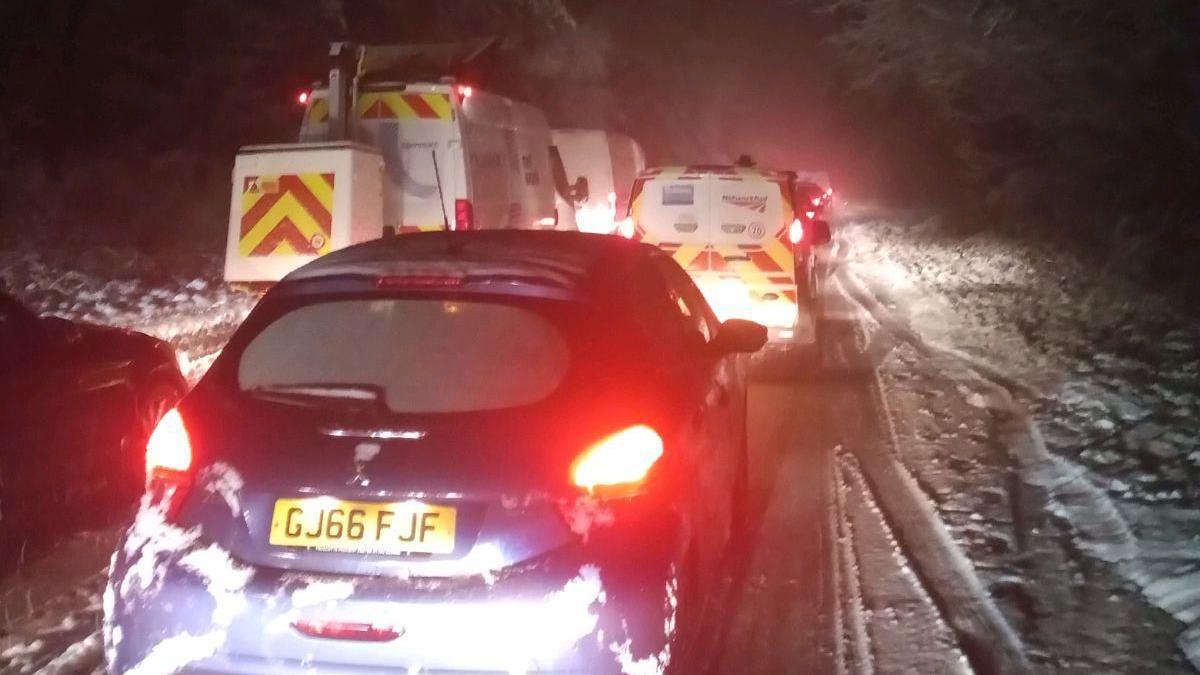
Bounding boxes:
108 522 683 674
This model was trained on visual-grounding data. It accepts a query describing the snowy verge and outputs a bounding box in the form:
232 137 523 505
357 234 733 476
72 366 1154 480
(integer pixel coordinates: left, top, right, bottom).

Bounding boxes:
1 247 257 381
840 218 1200 670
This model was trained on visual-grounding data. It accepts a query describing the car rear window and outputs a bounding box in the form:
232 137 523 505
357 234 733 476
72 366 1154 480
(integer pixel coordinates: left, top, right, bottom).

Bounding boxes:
237 299 570 413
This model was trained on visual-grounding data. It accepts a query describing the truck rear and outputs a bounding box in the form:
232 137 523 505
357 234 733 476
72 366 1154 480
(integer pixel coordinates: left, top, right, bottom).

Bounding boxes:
224 43 559 283
623 165 814 343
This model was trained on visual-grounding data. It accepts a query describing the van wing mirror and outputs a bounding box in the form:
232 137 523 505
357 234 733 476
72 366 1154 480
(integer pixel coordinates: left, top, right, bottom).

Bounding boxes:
808 219 832 246
571 176 589 205
712 319 768 354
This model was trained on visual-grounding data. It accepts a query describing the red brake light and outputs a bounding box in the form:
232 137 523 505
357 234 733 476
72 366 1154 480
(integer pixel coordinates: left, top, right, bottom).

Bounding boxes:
293 619 400 642
616 217 636 239
297 90 311 105
147 409 191 475
571 425 663 493
789 218 805 245
376 275 465 289
146 408 193 518
456 85 474 101
455 199 474 231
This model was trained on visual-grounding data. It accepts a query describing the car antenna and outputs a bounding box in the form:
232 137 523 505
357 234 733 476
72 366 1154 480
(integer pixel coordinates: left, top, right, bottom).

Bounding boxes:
431 148 461 254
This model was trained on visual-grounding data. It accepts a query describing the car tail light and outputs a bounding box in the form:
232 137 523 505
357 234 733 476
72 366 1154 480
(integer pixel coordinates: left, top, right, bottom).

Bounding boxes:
297 90 310 105
455 199 474 231
571 425 663 493
146 409 193 518
789 218 805 245
293 619 401 642
456 85 474 101
376 275 465 289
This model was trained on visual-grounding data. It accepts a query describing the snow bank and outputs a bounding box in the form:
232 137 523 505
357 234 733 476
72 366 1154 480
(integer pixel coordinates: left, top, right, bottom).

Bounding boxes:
842 217 1200 668
0 247 256 381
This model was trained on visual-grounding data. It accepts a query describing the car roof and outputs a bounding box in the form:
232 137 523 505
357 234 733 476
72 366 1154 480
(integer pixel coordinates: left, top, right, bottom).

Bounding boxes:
282 230 659 293
637 165 793 182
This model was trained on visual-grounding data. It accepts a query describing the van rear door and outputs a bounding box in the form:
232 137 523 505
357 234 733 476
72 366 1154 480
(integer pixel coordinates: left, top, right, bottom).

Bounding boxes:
630 170 713 250
703 172 797 322
353 88 460 232
708 172 794 283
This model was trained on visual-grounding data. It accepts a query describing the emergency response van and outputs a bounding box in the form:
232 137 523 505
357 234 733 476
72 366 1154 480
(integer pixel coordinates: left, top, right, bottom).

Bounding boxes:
297 82 556 234
622 165 831 344
551 129 646 234
224 43 559 282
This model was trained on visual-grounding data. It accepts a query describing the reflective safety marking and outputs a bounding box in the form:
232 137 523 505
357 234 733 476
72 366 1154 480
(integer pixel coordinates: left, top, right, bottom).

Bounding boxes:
239 173 335 257
357 92 454 120
308 97 329 124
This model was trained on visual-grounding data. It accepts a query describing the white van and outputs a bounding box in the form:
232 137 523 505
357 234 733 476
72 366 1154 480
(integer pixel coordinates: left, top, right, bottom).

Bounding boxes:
551 129 646 234
299 82 557 233
622 165 830 344
224 42 563 282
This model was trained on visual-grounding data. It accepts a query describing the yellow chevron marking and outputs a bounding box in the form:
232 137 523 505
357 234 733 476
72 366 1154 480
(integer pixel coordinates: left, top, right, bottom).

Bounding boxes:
239 192 328 256
391 92 420 117
355 93 378 116
241 189 264 214
424 93 454 120
309 98 329 123
763 240 795 277
298 173 334 211
672 245 704 269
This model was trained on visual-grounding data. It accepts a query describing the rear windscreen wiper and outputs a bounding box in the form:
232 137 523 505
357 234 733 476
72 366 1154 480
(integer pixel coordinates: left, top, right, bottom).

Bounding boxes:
246 383 383 405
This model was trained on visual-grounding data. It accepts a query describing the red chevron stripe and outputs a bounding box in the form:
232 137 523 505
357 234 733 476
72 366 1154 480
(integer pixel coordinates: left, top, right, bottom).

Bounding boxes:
403 94 438 119
363 99 392 119
279 175 333 234
240 190 283 237
250 216 319 256
750 250 784 273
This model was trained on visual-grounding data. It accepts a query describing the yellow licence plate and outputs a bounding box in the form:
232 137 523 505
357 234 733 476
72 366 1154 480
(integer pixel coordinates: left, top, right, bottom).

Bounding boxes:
269 497 457 555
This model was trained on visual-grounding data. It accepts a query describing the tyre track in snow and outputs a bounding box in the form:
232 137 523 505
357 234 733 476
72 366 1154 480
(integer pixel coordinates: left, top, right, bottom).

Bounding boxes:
828 252 1032 675
838 237 1200 671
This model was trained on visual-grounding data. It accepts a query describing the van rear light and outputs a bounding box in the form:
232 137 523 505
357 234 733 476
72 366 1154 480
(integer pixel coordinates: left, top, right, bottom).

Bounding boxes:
455 199 474 231
146 409 193 518
293 619 401 642
789 218 805 245
456 85 474 101
571 425 663 493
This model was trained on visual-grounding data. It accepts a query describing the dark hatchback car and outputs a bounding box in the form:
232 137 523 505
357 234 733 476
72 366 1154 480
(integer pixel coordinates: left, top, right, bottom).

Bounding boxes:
0 291 184 569
107 232 766 673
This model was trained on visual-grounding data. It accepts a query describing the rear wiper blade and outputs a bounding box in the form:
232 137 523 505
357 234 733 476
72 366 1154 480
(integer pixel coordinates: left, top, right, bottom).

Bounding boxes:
247 383 382 402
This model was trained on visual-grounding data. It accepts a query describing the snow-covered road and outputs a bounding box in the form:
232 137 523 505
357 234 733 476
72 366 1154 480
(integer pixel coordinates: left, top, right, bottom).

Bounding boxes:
3 214 1198 673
